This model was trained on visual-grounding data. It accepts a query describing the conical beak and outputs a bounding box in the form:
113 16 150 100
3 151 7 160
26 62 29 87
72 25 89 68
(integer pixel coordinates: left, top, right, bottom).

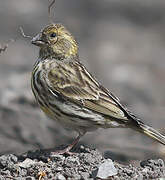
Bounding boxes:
31 33 45 46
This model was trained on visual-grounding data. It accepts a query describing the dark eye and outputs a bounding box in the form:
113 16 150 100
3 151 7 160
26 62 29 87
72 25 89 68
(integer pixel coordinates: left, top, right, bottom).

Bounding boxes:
50 32 57 38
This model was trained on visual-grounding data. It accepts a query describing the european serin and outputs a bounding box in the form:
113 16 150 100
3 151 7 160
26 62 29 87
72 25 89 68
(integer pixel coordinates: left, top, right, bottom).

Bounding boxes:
31 23 165 154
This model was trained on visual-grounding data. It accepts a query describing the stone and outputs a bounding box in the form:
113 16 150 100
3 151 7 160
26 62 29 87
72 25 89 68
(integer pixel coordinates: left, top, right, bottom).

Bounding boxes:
96 159 118 179
55 174 66 180
18 158 36 168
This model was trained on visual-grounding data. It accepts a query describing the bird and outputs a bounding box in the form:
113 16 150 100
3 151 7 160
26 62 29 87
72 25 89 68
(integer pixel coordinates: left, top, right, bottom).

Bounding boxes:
31 23 165 155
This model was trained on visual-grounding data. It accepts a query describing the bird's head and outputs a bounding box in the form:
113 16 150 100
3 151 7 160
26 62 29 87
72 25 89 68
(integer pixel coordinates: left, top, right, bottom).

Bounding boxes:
31 24 78 60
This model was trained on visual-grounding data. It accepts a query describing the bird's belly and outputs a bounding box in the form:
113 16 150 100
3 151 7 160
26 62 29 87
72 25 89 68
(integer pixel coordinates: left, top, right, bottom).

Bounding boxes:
40 93 123 133
40 93 105 132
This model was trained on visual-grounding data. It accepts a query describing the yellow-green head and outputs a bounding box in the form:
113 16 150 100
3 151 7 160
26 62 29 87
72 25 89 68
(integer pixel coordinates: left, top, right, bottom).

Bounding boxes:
31 24 78 60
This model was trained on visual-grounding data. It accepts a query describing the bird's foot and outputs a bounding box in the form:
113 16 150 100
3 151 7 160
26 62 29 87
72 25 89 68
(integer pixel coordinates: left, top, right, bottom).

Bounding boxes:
50 134 83 156
50 145 77 156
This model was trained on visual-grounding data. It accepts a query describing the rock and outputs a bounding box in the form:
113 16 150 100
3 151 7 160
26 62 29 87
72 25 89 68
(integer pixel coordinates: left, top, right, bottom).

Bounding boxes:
18 158 37 168
55 173 66 180
0 154 18 169
56 167 63 172
80 172 90 180
25 177 35 180
51 154 65 164
96 159 118 179
65 156 80 167
16 177 35 180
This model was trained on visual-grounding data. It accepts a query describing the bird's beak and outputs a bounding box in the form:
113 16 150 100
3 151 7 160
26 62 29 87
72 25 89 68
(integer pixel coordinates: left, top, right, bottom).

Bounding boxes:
31 33 45 46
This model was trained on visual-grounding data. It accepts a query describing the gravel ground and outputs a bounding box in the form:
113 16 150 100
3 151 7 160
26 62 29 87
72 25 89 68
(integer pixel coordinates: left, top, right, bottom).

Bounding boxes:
0 146 164 180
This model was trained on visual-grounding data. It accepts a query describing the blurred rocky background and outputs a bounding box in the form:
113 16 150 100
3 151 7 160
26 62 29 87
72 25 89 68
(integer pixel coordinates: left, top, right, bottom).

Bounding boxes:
0 0 165 162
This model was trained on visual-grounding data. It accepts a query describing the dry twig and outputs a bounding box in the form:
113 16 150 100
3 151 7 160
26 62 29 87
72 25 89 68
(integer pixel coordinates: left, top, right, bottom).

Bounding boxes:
0 44 8 54
0 39 15 55
48 0 56 23
19 27 32 39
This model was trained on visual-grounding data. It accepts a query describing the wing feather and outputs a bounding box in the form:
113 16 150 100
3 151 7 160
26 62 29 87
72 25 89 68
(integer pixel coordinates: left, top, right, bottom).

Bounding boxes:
47 61 128 120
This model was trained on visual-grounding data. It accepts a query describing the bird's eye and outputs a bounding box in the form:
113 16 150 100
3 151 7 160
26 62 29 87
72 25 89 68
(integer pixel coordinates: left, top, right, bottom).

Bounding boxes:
50 32 57 38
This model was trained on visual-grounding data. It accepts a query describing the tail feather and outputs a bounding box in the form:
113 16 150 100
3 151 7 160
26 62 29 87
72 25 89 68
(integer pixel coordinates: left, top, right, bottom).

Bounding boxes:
135 121 165 145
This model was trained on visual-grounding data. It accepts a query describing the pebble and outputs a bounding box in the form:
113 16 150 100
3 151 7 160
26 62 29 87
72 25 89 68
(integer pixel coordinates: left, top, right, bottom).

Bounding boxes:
96 159 118 179
18 158 36 168
56 174 66 180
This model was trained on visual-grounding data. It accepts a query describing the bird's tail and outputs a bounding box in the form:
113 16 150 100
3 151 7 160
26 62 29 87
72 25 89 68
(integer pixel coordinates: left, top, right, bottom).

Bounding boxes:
133 121 165 145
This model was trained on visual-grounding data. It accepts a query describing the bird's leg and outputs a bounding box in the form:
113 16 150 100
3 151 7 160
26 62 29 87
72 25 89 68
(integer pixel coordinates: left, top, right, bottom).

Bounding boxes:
63 133 82 155
51 133 83 156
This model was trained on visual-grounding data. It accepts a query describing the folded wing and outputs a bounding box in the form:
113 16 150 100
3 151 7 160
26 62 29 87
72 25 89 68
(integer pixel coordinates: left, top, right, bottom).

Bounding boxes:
47 60 128 121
